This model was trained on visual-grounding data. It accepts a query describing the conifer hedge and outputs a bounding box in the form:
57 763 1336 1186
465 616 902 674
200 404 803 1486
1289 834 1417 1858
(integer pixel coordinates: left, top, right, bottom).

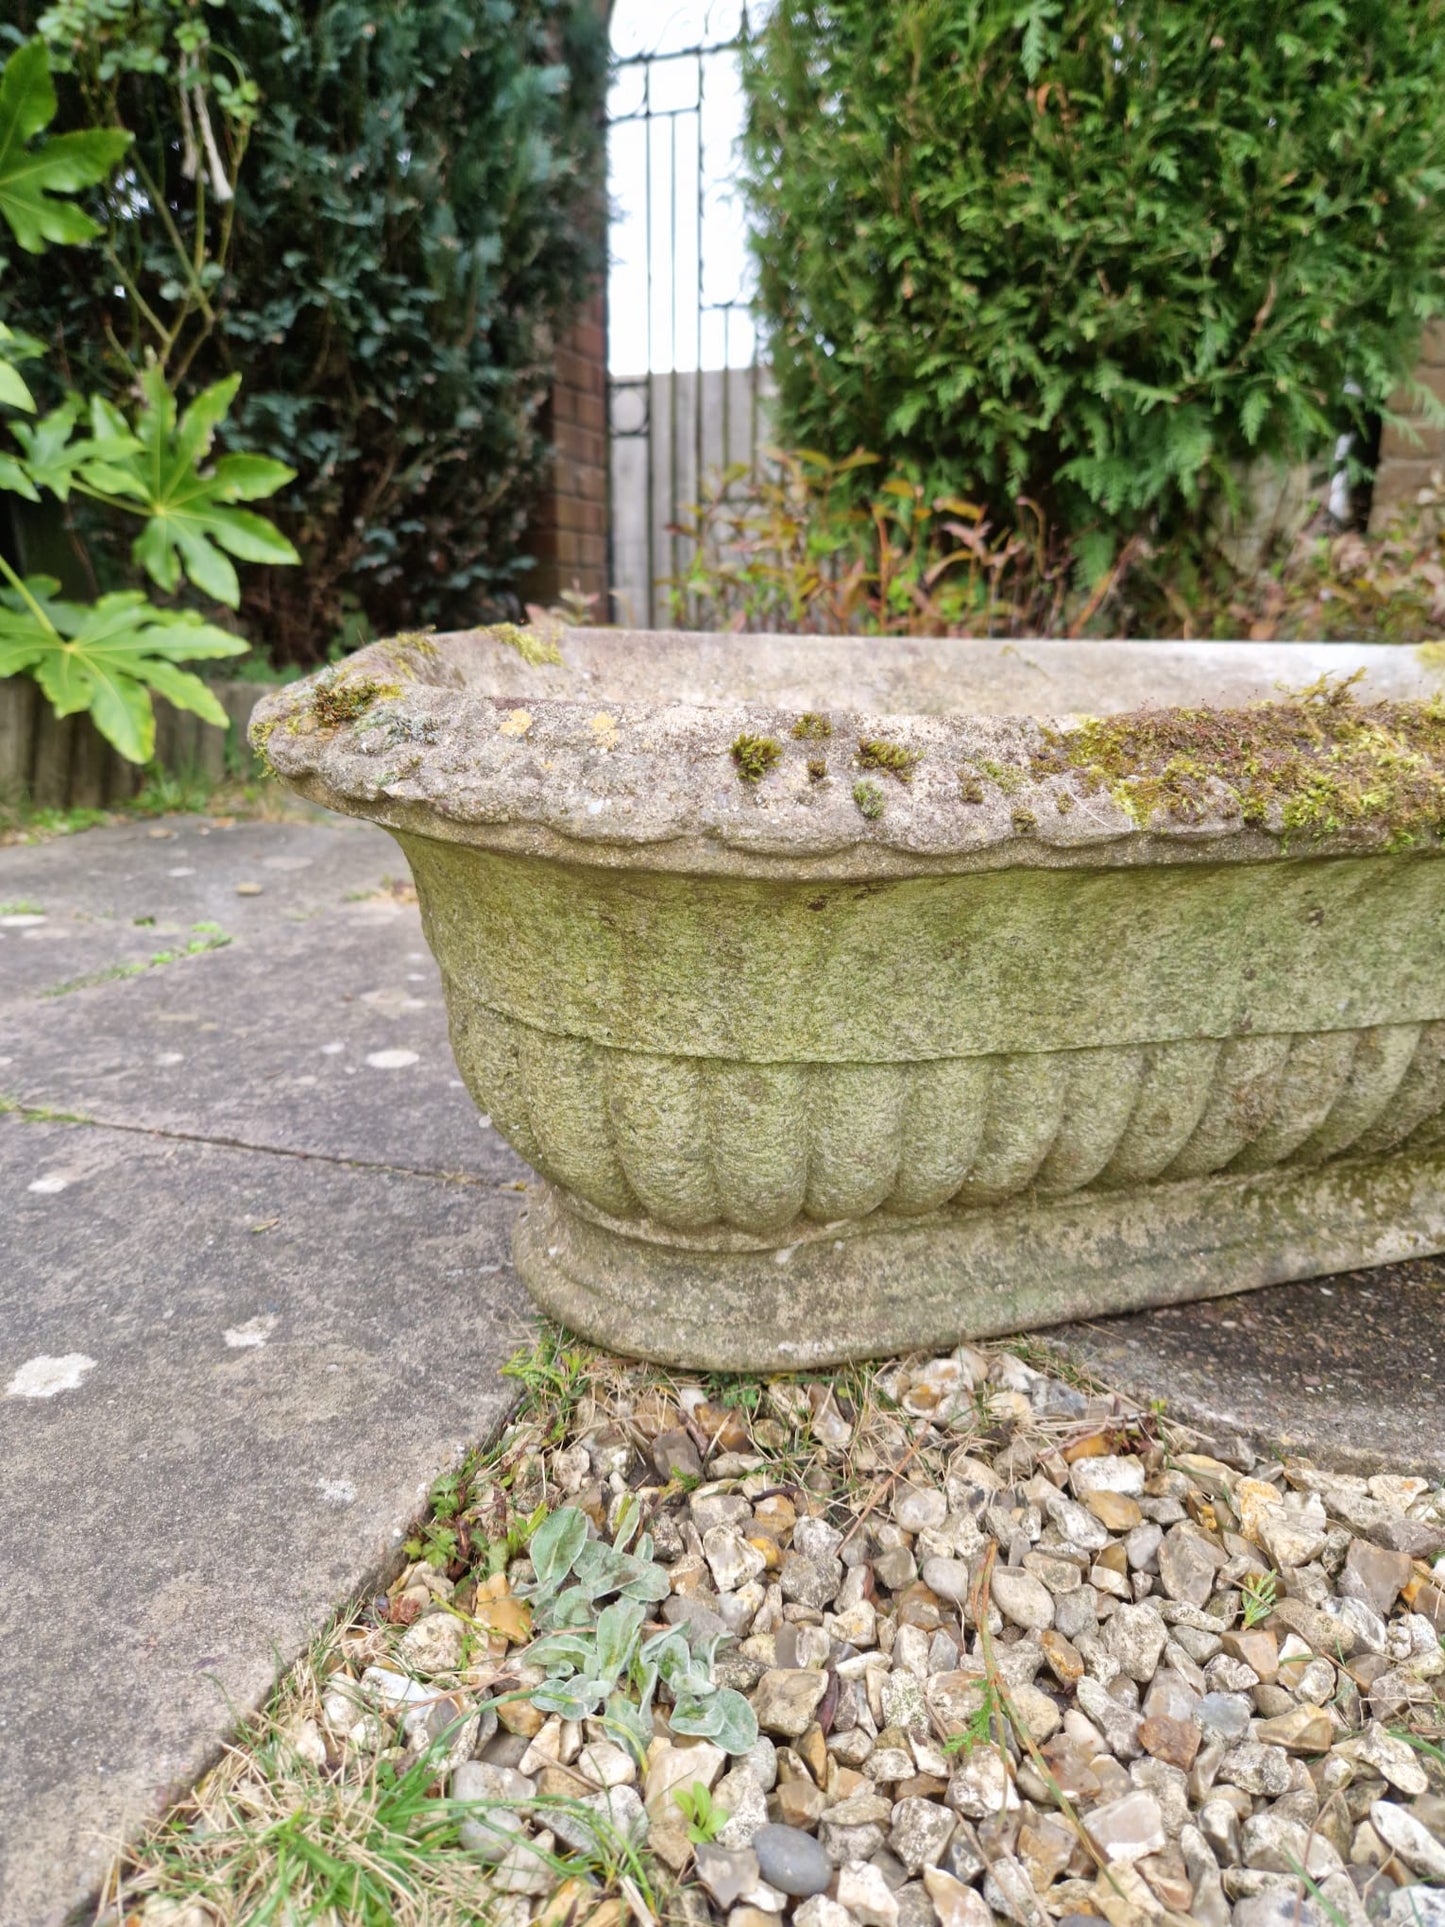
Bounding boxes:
741 0 1445 568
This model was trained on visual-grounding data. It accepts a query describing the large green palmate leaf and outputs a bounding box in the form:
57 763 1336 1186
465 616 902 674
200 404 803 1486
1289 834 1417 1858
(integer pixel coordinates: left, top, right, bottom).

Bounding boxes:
0 39 130 253
0 576 247 763
6 395 140 500
0 319 46 417
86 366 299 609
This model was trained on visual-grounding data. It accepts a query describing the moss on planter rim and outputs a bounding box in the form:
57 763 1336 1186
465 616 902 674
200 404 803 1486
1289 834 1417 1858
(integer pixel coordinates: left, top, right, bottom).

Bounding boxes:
857 737 922 782
1036 677 1445 848
731 732 783 781
309 673 402 730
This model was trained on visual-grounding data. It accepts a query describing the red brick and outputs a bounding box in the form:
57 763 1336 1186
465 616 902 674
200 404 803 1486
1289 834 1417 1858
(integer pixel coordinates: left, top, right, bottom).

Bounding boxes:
573 390 607 434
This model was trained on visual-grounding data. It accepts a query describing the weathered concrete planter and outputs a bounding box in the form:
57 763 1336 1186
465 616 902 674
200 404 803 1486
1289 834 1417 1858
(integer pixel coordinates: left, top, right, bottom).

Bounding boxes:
254 630 1445 1369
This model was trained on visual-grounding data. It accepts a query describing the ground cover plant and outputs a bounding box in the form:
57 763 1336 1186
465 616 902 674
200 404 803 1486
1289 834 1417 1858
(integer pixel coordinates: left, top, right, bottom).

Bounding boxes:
671 452 1445 643
740 0 1445 580
107 1325 1445 1927
6 0 608 661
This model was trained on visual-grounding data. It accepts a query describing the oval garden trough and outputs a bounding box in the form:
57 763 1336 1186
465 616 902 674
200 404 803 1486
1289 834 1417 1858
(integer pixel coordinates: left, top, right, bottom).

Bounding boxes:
253 630 1445 1369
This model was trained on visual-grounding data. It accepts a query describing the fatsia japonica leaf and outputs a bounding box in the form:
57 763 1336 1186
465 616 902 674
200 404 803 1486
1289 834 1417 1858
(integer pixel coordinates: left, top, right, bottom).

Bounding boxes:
6 395 140 501
87 365 299 608
0 576 246 763
0 39 131 254
0 320 46 416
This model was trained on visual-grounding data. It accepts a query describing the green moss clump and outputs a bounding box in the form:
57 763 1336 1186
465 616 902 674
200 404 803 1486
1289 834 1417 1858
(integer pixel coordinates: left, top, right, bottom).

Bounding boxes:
488 621 564 668
959 773 984 803
807 756 828 782
1012 807 1039 834
857 737 921 782
853 778 885 819
1040 677 1445 847
380 629 439 672
310 675 401 728
980 757 1025 795
792 712 833 740
732 732 784 781
1055 791 1075 814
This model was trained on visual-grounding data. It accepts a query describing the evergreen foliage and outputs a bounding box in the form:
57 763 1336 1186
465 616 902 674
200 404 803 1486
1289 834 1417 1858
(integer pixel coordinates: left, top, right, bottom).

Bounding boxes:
741 0 1445 569
5 0 608 660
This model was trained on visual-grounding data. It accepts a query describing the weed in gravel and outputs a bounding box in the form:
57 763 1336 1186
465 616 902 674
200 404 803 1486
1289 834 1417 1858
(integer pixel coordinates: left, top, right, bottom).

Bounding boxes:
1241 1568 1280 1628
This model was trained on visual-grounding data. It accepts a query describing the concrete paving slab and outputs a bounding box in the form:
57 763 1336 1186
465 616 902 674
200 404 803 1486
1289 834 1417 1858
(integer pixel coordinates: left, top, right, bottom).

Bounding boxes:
0 1111 528 1927
1041 1254 1445 1482
1 816 515 1180
0 814 405 1006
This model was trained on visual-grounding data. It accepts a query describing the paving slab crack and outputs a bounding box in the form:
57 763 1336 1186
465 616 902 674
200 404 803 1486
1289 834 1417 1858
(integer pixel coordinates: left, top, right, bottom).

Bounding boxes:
0 1093 524 1192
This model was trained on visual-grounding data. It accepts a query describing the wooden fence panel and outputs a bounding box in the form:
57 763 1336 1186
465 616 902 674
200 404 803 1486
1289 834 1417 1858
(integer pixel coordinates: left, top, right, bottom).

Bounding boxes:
0 677 278 811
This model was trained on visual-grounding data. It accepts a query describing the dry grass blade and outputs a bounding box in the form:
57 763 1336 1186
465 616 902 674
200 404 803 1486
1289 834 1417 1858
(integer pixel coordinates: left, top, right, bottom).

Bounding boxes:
969 1544 1127 1904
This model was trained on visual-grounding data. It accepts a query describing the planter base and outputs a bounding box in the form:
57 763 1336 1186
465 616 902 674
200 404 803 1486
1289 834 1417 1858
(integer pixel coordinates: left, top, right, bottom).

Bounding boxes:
513 1148 1445 1369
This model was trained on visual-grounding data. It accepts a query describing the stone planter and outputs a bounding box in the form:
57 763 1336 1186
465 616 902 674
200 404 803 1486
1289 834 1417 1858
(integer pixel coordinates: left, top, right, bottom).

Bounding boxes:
254 630 1445 1369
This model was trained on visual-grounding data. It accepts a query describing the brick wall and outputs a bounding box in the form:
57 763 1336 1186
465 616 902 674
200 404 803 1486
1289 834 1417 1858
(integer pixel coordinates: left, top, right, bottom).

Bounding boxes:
1370 319 1445 531
519 288 610 611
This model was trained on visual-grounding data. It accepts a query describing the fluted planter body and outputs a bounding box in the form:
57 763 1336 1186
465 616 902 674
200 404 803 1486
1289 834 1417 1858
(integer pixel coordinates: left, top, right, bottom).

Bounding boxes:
255 630 1445 1368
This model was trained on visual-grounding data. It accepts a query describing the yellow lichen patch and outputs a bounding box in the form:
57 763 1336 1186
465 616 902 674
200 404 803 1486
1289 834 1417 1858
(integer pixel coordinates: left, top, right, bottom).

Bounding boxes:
499 709 534 738
589 712 620 749
1037 679 1445 849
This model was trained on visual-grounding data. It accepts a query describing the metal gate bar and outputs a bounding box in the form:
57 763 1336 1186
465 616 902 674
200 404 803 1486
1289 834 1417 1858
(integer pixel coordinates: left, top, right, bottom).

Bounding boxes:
608 6 766 627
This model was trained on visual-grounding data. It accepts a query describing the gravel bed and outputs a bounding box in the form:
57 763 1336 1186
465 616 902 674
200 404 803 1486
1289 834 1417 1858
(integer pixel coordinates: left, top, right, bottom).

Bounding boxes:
118 1339 1445 1927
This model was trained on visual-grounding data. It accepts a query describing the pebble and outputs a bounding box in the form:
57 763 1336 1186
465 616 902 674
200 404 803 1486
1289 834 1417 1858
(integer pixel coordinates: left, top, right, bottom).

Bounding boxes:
1157 1522 1227 1606
1104 1602 1168 1681
919 1557 971 1606
989 1566 1055 1632
394 1612 465 1673
922 1869 992 1927
835 1860 900 1927
894 1485 948 1532
1071 1455 1146 1499
696 1845 760 1909
887 1796 956 1874
750 1826 832 1898
1216 1741 1292 1797
793 1901 853 1927
1083 1788 1167 1864
164 1343 1445 1927
752 1669 828 1738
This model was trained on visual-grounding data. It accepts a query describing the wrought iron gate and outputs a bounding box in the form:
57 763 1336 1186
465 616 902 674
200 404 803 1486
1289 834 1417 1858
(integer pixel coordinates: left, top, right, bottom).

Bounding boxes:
607 2 770 627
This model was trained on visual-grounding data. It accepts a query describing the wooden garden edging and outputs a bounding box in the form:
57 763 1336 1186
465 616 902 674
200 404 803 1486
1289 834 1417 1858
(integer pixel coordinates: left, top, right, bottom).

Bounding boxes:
0 677 275 810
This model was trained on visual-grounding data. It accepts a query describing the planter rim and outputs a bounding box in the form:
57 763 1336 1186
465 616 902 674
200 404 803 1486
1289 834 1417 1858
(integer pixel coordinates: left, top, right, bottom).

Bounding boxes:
253 628 1445 879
